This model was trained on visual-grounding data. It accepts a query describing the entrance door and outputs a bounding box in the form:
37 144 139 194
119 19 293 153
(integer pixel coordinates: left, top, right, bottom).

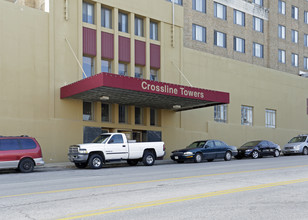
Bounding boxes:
105 134 129 160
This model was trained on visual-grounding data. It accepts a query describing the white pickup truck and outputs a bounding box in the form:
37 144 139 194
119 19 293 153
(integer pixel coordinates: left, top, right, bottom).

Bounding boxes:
68 133 165 169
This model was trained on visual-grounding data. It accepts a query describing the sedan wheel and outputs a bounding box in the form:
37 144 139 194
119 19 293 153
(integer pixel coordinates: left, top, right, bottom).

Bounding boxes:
252 150 259 159
224 151 232 161
274 149 280 157
302 147 308 155
194 153 202 163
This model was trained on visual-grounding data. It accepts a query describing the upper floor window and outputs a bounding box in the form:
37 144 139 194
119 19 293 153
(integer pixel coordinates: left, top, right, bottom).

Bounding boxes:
265 109 276 128
278 49 286 64
193 0 206 13
82 2 94 24
292 53 298 67
278 0 286 15
135 16 144 37
192 24 206 43
150 69 159 81
119 63 128 76
101 7 112 28
305 34 308 47
214 2 227 20
214 105 227 123
101 59 112 73
253 0 263 7
234 37 245 53
253 17 263 33
214 31 226 48
278 25 286 39
241 106 253 126
291 30 298 43
304 57 308 70
305 11 308 24
83 56 95 78
291 6 299 20
150 21 158 40
234 10 245 26
253 42 264 58
135 66 144 79
118 12 128 33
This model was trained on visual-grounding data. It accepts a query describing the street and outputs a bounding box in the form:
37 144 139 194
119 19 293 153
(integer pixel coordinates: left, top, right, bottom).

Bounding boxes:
1 156 308 220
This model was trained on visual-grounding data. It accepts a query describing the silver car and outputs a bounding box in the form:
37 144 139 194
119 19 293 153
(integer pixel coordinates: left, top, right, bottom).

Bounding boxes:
282 135 308 156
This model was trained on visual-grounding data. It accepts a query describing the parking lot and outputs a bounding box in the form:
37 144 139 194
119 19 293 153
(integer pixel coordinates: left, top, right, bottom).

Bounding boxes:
1 155 308 220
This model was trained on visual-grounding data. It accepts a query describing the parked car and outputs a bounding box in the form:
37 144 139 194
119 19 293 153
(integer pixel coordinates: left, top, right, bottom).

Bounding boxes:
235 140 281 159
170 140 238 163
68 133 165 169
282 135 308 156
0 136 45 173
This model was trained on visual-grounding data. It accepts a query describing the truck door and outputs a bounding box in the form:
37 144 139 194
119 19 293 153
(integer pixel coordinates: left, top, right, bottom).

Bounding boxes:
105 134 129 160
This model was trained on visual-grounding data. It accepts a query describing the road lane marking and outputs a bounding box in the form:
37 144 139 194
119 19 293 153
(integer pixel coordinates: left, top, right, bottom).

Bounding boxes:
58 177 308 220
1 164 308 199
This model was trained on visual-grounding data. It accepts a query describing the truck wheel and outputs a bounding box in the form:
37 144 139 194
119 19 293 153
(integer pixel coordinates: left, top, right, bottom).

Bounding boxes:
18 158 35 173
127 159 139 166
88 154 103 169
74 162 87 168
142 151 155 166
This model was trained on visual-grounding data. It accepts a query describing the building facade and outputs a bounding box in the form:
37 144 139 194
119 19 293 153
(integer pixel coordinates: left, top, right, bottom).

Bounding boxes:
0 0 307 162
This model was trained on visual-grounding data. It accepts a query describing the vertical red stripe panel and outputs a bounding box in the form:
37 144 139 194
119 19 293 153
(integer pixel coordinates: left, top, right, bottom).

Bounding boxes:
118 36 130 63
135 40 146 66
101 32 114 60
150 44 160 69
83 27 96 56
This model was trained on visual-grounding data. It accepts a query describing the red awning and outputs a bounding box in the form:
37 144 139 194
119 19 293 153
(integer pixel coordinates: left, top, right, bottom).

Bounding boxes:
60 73 229 111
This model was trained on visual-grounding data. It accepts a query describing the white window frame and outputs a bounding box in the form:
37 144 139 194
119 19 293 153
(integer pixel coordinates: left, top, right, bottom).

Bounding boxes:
278 25 286 39
214 2 227 20
304 57 308 70
118 12 128 33
214 105 227 123
234 37 245 53
135 16 144 37
101 59 111 73
83 56 95 78
234 10 245 26
101 6 112 28
253 42 263 58
278 0 286 15
214 31 226 48
265 109 276 128
82 2 94 24
253 17 263 33
192 24 206 43
241 106 253 126
305 11 308 24
119 63 128 76
292 53 298 67
135 66 144 79
305 34 308 47
292 6 299 20
253 0 263 7
193 0 206 13
291 30 298 43
278 49 286 64
150 21 158 40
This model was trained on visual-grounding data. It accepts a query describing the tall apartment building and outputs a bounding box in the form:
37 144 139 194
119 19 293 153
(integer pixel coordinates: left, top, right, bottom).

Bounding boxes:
183 0 308 75
0 0 307 162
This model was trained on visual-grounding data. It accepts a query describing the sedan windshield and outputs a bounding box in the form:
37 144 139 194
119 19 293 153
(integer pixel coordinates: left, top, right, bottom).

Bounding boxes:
92 134 111 144
186 141 206 149
288 136 306 143
241 141 260 148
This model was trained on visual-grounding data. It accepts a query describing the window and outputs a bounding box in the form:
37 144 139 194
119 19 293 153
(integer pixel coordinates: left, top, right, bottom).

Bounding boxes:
150 21 158 40
101 7 112 28
150 69 159 81
101 59 111 73
305 11 308 24
135 16 144 37
241 106 253 126
278 25 286 39
83 56 95 78
20 139 37 150
253 42 264 58
83 101 94 121
214 2 227 20
150 108 158 126
135 66 143 79
135 107 144 125
304 57 308 70
292 53 298 67
253 0 263 6
265 109 276 128
192 24 206 43
119 63 128 76
291 6 299 20
305 34 308 47
253 17 263 32
278 49 286 64
82 2 94 24
119 104 128 123
214 31 226 48
234 37 245 53
291 30 298 43
0 139 20 151
278 0 286 15
118 12 128 33
166 0 182 5
101 103 111 122
234 10 245 26
214 105 227 123
193 0 206 13
108 134 124 144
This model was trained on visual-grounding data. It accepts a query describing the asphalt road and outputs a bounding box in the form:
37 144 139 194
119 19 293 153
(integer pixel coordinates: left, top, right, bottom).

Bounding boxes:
1 156 308 220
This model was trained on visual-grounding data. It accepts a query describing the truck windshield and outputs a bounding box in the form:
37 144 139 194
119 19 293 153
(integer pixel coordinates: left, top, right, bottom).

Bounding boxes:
92 134 111 144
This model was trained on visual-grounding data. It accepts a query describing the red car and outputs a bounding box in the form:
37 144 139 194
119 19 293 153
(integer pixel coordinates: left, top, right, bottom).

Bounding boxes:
0 136 44 173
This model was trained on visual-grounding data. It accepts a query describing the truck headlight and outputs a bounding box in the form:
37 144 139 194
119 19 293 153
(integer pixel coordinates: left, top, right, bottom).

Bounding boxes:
184 152 193 156
79 149 88 153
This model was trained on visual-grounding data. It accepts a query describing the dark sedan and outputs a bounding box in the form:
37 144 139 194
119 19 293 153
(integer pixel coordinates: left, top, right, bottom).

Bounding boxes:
170 140 238 163
235 140 281 159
